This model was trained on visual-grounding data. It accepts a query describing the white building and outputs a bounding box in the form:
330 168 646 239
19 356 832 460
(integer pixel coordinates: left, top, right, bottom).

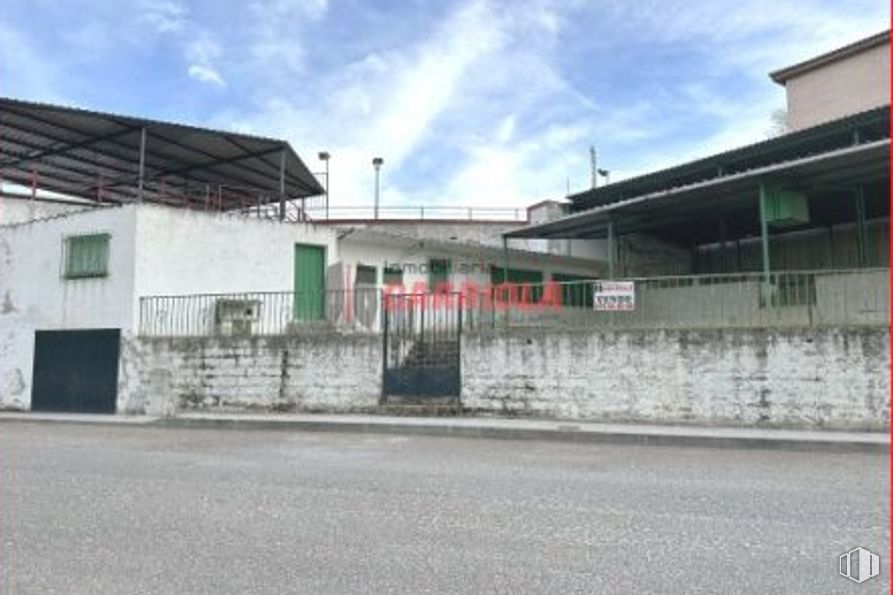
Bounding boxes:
0 201 602 413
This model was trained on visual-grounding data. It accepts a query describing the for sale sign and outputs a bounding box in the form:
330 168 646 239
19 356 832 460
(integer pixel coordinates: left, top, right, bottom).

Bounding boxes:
593 281 635 311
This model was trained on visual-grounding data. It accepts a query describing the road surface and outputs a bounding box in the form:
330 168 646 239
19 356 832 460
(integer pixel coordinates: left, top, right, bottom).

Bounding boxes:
0 422 887 594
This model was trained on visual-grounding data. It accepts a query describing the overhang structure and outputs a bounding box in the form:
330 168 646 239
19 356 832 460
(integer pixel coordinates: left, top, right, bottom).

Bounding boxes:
0 97 323 216
506 107 890 276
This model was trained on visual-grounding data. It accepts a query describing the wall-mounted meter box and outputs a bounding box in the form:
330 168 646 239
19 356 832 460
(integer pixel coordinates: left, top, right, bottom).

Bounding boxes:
764 184 809 228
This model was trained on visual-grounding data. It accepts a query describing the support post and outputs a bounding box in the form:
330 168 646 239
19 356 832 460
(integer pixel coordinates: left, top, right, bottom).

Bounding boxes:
502 236 509 329
502 236 509 282
324 157 330 221
606 217 615 279
758 181 771 280
278 148 286 221
855 186 867 267
137 127 147 202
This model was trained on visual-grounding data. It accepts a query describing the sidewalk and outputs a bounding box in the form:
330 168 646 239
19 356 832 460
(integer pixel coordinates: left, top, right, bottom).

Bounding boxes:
0 411 887 452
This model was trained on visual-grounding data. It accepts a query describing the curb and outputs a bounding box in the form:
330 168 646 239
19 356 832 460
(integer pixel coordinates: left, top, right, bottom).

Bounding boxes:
154 417 889 454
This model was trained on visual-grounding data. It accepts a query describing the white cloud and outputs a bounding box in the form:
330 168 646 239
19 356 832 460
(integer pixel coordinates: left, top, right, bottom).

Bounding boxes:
74 0 881 212
362 0 508 168
187 64 225 87
139 0 189 33
185 36 226 86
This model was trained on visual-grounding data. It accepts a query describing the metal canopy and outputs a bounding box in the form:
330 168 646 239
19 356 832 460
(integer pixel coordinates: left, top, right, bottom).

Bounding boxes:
505 139 890 243
571 106 889 212
0 97 323 209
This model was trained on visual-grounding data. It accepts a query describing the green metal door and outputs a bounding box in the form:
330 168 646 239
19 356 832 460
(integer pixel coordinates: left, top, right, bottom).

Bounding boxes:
294 244 325 321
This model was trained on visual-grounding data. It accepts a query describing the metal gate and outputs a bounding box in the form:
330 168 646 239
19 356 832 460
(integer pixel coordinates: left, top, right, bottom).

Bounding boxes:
382 292 461 403
31 329 120 413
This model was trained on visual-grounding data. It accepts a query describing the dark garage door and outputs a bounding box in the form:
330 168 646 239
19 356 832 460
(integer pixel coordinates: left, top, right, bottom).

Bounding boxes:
31 329 121 413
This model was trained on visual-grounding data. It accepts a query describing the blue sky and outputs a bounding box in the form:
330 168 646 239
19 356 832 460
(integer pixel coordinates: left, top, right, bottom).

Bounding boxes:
1 0 888 210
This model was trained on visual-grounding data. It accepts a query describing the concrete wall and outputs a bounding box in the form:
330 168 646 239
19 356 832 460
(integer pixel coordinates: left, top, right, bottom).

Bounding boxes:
333 221 523 248
619 219 889 278
462 328 889 430
331 211 605 262
117 326 888 431
618 233 693 276
0 196 98 226
784 41 889 130
695 219 889 273
524 201 606 261
122 334 382 415
0 206 138 409
338 237 603 290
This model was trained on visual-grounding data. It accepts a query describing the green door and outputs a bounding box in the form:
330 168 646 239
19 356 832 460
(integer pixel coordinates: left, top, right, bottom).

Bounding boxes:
294 244 325 321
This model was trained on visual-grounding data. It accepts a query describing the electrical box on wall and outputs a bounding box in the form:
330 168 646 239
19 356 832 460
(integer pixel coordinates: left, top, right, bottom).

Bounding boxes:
765 184 810 228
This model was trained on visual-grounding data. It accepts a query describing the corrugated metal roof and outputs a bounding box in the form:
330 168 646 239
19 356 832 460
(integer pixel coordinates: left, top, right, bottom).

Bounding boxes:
0 97 324 209
570 106 889 212
507 139 889 241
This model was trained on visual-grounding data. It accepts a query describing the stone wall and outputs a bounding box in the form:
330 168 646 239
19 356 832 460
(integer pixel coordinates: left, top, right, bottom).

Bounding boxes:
121 327 888 431
124 333 382 415
461 328 889 430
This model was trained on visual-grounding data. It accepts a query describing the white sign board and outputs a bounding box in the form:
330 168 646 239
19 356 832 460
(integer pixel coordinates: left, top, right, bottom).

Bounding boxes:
593 281 635 311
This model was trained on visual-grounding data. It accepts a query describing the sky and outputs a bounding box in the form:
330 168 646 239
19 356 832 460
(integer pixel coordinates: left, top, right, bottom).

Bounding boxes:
0 0 888 212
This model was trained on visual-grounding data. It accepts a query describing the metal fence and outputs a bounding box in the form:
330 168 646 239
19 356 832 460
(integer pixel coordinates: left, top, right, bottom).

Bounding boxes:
139 288 385 337
138 268 889 337
465 268 889 330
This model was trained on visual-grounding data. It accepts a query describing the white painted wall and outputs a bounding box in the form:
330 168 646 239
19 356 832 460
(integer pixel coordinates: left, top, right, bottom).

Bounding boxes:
122 327 889 430
132 205 338 297
0 206 138 410
0 204 342 411
463 328 889 430
337 234 604 292
0 196 98 226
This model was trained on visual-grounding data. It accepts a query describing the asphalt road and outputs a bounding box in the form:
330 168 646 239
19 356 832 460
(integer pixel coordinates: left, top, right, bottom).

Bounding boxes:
0 422 887 594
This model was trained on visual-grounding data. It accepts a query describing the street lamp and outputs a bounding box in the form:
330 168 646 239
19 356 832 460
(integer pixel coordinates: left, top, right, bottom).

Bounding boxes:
318 151 330 220
372 157 384 220
597 168 611 185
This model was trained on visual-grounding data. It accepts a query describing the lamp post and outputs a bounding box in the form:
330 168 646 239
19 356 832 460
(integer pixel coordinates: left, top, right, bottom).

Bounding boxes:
318 151 330 220
372 157 384 220
597 168 611 185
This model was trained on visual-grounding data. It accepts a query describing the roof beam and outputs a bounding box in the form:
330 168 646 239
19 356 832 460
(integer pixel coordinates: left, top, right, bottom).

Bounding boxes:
0 125 140 169
146 129 319 195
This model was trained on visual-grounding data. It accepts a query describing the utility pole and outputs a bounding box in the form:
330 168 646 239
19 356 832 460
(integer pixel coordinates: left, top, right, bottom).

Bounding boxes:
318 151 330 220
590 145 597 189
372 157 383 220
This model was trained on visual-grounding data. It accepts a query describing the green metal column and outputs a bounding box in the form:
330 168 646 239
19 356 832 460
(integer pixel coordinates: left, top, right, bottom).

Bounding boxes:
502 236 509 281
855 186 867 267
758 181 771 279
606 217 615 279
501 236 509 329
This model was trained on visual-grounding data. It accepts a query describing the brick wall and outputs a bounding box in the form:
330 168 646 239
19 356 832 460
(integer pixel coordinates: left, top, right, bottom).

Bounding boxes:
461 328 889 430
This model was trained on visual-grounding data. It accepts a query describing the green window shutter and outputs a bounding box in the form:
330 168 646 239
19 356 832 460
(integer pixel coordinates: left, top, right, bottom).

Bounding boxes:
490 266 544 300
383 265 403 286
552 272 594 307
428 258 451 291
65 234 110 279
